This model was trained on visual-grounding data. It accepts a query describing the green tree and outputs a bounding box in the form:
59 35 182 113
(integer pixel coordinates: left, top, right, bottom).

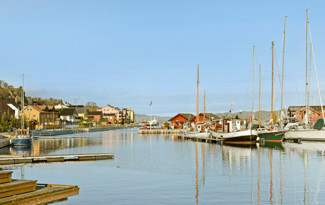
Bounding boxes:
0 114 9 132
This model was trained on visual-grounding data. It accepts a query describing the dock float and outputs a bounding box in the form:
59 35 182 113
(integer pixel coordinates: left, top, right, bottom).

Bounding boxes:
0 153 114 165
138 129 186 134
0 171 79 204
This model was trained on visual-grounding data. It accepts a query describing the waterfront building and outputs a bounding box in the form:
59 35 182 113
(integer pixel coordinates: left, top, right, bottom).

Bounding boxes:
194 113 220 122
59 108 80 124
103 113 116 124
168 113 195 129
7 104 19 119
97 105 120 121
288 106 325 125
87 111 102 121
0 100 15 119
24 105 60 129
68 105 88 120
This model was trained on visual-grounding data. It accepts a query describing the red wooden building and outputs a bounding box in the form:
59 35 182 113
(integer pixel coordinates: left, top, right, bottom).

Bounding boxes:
168 113 195 129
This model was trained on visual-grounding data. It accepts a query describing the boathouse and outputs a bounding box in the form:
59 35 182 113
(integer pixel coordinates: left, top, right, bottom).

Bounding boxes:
168 113 195 129
288 106 325 125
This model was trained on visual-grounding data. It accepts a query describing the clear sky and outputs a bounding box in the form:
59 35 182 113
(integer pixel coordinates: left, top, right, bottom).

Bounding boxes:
1 0 325 116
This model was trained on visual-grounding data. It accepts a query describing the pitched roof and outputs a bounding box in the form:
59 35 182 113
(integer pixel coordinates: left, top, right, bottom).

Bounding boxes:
199 113 220 119
288 106 325 113
60 108 76 116
168 113 195 121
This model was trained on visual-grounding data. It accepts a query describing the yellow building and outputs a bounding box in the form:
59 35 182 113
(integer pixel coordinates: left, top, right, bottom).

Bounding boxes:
24 105 60 129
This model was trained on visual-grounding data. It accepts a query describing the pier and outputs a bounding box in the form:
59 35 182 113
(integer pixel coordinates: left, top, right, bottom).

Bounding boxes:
0 153 114 165
0 171 79 204
138 129 186 134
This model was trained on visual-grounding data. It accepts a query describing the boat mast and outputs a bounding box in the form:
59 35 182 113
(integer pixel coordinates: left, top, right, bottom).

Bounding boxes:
259 64 261 128
281 16 287 128
251 46 255 130
203 90 206 122
196 64 199 124
271 41 274 131
22 74 24 129
306 9 310 127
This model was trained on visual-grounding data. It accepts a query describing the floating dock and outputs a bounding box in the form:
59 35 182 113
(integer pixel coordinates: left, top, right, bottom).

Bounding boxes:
0 171 79 204
138 129 186 134
0 153 114 165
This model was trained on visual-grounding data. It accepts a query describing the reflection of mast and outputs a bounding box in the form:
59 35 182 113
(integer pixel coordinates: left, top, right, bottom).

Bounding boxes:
257 148 261 205
195 144 199 205
202 144 205 186
270 149 273 205
304 152 310 204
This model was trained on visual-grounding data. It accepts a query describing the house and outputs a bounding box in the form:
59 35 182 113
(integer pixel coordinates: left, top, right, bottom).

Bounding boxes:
87 111 102 121
103 113 116 124
168 113 195 129
288 106 325 125
0 100 15 119
68 105 88 120
97 105 120 121
194 113 220 122
7 104 19 119
59 108 80 124
24 105 60 129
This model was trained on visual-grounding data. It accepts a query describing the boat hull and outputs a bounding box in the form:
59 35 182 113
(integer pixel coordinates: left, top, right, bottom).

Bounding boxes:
211 130 258 145
12 138 32 146
285 130 325 141
0 138 10 148
258 131 285 142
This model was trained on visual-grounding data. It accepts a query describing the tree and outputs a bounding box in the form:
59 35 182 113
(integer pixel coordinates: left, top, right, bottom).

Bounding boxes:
0 114 9 132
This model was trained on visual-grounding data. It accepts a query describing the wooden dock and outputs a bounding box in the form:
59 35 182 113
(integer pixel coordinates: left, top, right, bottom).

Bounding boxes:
178 135 220 144
0 171 79 204
138 129 186 134
0 153 114 165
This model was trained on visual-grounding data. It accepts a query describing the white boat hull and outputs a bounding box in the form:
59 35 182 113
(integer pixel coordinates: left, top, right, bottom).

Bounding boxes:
285 129 325 141
0 137 10 148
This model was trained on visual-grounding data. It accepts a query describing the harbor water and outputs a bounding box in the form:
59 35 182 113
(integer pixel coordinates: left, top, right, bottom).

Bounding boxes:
1 128 325 204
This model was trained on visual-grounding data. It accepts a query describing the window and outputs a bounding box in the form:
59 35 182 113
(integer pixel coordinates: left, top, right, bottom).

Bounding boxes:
27 109 29 111
30 109 32 111
299 113 302 115
33 115 36 118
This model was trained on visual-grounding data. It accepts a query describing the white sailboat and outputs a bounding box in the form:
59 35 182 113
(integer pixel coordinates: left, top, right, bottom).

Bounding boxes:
284 9 325 140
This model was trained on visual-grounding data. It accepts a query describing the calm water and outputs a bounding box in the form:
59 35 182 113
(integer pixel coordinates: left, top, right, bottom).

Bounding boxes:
1 128 325 204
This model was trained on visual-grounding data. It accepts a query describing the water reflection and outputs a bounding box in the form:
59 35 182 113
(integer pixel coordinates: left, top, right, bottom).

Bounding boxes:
1 130 325 204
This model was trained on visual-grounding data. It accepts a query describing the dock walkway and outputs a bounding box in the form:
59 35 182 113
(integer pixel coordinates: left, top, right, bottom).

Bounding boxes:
0 153 114 165
0 171 79 204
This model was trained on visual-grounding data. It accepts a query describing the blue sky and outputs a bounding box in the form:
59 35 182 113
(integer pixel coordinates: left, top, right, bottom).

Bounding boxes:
1 0 325 116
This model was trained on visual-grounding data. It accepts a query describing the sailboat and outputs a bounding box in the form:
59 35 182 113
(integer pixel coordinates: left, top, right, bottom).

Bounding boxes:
258 42 286 142
210 47 258 145
182 64 210 138
12 74 32 146
284 9 325 140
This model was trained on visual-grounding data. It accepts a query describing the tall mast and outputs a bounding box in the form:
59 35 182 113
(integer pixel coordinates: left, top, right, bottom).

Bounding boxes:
306 9 309 127
271 41 274 130
281 16 287 128
259 64 261 128
22 74 24 129
196 64 199 123
251 46 255 130
203 90 206 122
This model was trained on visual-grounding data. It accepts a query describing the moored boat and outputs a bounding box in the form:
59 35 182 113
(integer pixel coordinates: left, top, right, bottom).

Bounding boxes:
211 130 258 145
12 129 32 146
258 129 286 142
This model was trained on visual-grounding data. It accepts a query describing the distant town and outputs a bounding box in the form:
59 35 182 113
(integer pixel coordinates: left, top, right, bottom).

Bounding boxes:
0 80 134 131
